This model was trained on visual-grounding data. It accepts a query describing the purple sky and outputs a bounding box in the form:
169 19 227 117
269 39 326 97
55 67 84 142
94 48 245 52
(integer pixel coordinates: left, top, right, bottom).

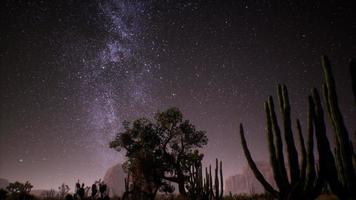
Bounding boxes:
1 0 355 190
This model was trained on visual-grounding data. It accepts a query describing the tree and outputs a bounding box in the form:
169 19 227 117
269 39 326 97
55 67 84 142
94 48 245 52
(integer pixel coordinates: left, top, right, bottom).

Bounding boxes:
6 181 33 200
112 118 163 200
155 108 208 196
0 189 8 200
110 107 208 198
6 181 33 195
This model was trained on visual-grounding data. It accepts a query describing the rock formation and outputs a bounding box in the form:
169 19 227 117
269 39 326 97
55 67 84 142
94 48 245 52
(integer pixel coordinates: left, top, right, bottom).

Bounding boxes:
225 161 276 194
103 163 126 197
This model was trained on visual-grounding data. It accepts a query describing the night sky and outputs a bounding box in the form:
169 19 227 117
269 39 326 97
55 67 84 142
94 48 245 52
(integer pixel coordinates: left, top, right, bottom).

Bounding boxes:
1 0 355 190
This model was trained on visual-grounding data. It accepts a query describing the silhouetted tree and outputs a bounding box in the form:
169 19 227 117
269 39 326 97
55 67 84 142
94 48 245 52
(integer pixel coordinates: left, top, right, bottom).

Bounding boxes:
6 181 33 195
6 181 33 200
110 107 208 198
0 189 8 200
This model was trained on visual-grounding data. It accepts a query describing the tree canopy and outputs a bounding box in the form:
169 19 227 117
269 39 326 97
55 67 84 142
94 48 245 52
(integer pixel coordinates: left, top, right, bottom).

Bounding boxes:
110 107 208 198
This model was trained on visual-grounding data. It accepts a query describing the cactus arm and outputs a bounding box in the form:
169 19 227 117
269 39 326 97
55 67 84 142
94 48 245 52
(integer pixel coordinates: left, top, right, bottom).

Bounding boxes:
350 58 356 104
312 88 343 197
268 96 290 187
220 160 223 199
296 119 307 184
265 102 286 192
278 85 300 185
214 159 219 198
322 83 335 131
321 56 355 193
209 165 213 198
239 124 279 198
304 96 316 194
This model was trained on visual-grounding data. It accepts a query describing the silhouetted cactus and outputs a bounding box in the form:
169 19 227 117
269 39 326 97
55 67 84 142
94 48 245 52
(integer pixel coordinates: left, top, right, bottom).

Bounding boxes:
187 159 223 200
186 160 202 199
304 97 317 195
321 56 356 197
277 85 300 186
239 56 356 200
91 183 98 199
213 159 223 200
240 90 325 199
75 181 85 200
349 58 356 104
99 182 107 199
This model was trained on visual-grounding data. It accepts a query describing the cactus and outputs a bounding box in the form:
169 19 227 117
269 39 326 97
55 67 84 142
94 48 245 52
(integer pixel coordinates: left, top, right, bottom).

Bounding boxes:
296 119 306 184
91 183 98 199
321 56 355 197
311 89 343 196
75 181 85 200
350 58 356 104
98 181 108 199
213 159 223 200
268 97 289 189
304 97 316 195
277 85 300 186
240 91 323 199
187 159 223 200
239 56 356 199
239 124 279 198
187 160 204 199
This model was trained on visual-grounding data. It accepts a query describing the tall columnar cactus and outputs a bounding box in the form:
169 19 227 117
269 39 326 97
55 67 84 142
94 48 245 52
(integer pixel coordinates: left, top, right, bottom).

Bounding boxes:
187 161 203 199
277 85 300 186
311 89 342 196
321 56 355 197
240 88 323 199
268 97 289 189
91 184 98 199
75 181 86 200
239 56 356 200
213 159 223 200
303 97 317 195
239 91 324 199
189 159 223 200
296 119 306 184
350 58 356 104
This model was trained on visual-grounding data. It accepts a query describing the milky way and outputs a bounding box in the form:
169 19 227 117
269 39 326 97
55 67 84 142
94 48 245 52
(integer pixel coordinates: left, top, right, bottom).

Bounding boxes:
78 0 156 170
1 1 356 190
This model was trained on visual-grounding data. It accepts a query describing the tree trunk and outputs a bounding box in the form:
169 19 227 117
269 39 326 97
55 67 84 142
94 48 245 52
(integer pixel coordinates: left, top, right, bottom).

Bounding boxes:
178 179 186 196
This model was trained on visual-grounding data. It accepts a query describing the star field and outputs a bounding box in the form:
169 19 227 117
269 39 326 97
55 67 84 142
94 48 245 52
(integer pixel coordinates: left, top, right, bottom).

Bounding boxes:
1 0 355 190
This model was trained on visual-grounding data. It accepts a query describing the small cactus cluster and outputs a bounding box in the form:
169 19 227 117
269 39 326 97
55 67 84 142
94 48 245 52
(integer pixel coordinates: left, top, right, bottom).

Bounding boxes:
75 181 86 200
239 56 355 200
187 158 223 200
74 180 109 200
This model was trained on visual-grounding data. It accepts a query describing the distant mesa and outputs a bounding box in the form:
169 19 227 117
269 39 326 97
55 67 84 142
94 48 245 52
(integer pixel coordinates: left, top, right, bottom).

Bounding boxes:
103 163 126 197
225 161 276 195
0 178 9 189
